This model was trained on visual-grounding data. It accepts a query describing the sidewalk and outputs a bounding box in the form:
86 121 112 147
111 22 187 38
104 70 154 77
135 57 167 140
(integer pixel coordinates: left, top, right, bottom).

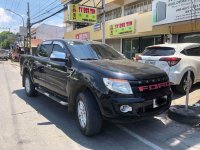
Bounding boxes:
170 84 200 125
172 84 200 106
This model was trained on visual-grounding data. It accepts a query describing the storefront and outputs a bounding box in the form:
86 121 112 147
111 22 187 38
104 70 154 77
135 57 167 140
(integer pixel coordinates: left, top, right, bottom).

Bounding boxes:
122 35 163 59
178 33 200 43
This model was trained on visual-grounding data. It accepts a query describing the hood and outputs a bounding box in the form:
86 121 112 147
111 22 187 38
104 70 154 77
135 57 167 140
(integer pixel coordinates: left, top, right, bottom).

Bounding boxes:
81 59 167 80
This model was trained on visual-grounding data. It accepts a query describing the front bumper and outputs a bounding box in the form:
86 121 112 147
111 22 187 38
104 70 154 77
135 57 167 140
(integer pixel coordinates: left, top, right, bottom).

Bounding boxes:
100 91 172 123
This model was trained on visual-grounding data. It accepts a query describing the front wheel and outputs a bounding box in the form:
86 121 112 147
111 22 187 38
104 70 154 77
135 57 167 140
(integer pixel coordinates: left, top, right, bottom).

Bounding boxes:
76 91 102 136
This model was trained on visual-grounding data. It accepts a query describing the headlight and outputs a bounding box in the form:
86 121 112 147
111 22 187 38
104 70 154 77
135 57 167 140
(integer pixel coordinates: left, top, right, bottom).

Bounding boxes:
103 78 133 94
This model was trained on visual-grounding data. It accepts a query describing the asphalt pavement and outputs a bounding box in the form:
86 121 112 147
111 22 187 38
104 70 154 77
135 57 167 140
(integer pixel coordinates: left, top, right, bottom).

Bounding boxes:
0 60 200 150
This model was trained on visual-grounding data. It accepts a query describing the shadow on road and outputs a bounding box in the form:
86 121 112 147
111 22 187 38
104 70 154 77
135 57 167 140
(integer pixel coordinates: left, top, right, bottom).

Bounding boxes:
12 88 167 150
12 88 200 150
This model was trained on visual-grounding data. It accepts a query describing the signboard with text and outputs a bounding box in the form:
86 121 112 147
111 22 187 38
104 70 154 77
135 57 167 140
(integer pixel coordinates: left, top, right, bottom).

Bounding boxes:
76 32 90 40
19 26 27 36
93 23 101 31
152 0 200 26
68 4 97 23
109 20 135 36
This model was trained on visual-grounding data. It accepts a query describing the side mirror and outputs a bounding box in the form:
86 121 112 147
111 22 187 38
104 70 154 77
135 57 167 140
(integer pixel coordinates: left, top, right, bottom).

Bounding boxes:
50 51 66 61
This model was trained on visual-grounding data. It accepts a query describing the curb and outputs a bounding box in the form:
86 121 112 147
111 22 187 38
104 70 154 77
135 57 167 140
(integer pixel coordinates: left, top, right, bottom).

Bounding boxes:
168 105 200 125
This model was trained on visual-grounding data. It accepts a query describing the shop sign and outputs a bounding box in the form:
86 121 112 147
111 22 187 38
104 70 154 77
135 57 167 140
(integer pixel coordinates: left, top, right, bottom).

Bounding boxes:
109 20 135 36
76 32 90 40
19 26 27 36
93 23 101 31
68 4 97 23
152 0 200 26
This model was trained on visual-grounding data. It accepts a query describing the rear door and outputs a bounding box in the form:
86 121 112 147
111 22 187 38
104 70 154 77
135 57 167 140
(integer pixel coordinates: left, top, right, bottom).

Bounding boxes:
32 41 53 87
184 47 200 80
138 46 176 74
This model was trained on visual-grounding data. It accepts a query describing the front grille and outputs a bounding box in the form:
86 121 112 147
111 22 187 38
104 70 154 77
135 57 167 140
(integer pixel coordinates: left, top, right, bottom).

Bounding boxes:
129 76 170 99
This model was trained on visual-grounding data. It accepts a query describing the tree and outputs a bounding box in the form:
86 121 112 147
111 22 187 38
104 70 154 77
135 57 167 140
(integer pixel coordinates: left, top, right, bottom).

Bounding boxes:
0 31 16 49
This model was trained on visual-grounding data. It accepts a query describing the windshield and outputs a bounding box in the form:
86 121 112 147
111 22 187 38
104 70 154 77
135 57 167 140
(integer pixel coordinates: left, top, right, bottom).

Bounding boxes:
66 41 124 60
142 47 175 56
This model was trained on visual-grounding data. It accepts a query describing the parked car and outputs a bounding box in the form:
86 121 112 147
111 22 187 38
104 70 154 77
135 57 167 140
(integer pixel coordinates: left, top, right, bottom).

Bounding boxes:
136 43 200 94
0 49 9 60
20 39 172 136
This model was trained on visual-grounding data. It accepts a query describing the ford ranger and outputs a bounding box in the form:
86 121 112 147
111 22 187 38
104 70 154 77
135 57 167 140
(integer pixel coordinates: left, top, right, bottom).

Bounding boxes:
20 39 172 136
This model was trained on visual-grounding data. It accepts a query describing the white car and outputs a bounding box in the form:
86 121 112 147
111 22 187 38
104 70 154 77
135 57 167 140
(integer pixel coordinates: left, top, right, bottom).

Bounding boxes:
136 43 200 94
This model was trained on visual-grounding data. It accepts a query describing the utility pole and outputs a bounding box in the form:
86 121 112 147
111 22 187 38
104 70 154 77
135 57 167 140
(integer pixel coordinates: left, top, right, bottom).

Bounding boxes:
102 0 106 44
27 2 32 54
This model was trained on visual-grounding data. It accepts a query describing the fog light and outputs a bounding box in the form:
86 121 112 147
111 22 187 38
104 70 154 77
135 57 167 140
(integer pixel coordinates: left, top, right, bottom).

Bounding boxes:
120 105 132 113
163 95 168 99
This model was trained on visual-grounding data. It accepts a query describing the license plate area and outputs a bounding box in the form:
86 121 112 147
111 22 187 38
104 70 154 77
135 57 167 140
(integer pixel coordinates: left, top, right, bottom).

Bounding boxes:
145 60 155 66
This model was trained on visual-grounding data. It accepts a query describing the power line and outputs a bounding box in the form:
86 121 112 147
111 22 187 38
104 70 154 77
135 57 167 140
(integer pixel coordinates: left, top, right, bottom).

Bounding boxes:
31 0 60 18
31 5 67 26
31 0 68 20
31 0 73 26
31 2 64 20
30 0 54 16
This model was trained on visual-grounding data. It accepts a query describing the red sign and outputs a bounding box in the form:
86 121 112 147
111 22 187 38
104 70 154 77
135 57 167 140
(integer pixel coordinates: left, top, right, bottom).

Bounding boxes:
76 32 90 40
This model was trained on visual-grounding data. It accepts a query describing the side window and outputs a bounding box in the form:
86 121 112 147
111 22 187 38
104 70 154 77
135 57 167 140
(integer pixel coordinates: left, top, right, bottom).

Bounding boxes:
50 41 66 60
185 47 200 56
52 44 64 53
38 42 52 57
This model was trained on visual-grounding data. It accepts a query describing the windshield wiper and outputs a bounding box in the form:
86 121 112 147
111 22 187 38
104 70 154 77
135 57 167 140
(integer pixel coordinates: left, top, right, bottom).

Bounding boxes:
80 58 98 60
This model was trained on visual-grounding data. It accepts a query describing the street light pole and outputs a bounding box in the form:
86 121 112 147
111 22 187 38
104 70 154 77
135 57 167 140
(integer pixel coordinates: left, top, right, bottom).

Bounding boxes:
5 9 25 51
5 9 24 27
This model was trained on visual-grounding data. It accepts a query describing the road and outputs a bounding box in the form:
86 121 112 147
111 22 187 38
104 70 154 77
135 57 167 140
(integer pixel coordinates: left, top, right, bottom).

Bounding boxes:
0 60 200 150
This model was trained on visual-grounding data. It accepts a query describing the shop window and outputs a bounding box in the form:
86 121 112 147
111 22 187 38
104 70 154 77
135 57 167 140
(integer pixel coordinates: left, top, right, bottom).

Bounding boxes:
113 8 122 19
124 0 152 16
123 38 139 59
105 7 122 21
155 36 162 45
179 33 200 43
122 35 163 59
123 40 132 59
140 37 155 52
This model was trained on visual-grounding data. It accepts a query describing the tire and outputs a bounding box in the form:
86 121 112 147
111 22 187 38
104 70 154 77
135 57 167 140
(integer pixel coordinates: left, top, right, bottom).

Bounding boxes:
76 91 102 136
24 73 38 97
175 73 193 94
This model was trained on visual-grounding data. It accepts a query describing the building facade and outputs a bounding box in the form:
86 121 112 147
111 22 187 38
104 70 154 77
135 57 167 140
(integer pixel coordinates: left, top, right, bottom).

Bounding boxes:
31 23 65 40
63 0 200 59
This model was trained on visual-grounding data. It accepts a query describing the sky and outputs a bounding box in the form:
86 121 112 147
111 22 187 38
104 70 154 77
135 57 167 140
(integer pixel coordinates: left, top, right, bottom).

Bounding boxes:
0 0 65 33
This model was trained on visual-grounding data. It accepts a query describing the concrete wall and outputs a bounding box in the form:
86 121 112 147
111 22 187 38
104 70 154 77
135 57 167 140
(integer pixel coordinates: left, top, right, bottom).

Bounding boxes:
36 24 64 40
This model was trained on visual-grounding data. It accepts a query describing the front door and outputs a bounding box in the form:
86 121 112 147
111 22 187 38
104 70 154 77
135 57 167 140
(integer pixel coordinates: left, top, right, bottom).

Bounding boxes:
45 41 68 96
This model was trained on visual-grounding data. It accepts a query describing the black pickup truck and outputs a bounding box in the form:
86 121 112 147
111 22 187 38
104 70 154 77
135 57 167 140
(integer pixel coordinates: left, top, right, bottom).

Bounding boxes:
20 39 172 136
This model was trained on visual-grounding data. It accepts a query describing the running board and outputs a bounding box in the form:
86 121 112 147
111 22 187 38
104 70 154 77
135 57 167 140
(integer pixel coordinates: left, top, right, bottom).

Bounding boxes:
35 88 68 106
